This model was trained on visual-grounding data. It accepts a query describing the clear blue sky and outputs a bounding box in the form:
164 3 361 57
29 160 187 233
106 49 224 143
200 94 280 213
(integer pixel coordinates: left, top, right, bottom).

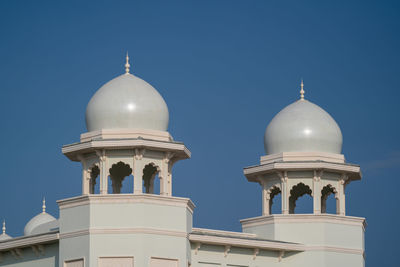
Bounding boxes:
0 0 399 265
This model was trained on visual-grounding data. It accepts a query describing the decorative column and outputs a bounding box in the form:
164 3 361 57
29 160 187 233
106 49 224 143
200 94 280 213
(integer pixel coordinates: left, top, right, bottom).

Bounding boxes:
313 170 322 214
160 161 168 196
338 174 347 216
261 181 269 216
96 150 108 195
78 156 89 195
278 172 289 215
168 164 173 196
161 152 174 196
133 149 145 194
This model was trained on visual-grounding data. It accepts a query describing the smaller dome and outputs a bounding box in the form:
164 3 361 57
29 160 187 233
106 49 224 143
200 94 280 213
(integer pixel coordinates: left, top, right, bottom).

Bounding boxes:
24 212 57 236
0 233 11 241
264 87 343 155
24 199 57 236
0 221 11 241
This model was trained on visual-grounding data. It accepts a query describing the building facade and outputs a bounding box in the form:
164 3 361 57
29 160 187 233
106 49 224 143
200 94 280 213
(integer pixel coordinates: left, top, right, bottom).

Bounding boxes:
0 56 365 267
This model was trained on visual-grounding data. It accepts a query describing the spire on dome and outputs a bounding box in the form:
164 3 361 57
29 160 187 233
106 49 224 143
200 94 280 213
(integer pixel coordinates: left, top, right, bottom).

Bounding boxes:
300 79 305 100
2 220 5 234
125 52 130 74
42 197 46 213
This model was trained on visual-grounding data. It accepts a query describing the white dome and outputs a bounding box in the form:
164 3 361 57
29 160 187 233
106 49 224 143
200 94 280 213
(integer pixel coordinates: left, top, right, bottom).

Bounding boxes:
0 233 11 241
24 212 57 236
85 73 169 132
264 99 343 154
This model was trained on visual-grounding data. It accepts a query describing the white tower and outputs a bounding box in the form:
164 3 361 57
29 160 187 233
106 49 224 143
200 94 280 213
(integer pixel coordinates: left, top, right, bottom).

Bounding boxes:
241 82 365 267
59 55 193 267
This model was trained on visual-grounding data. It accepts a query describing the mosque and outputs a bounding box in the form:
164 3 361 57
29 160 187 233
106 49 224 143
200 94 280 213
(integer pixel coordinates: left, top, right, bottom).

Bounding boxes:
0 55 365 267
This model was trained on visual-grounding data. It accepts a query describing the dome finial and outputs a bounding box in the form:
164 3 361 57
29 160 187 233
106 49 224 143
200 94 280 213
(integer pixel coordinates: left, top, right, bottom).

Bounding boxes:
2 220 5 234
125 52 130 74
300 79 305 100
42 197 46 213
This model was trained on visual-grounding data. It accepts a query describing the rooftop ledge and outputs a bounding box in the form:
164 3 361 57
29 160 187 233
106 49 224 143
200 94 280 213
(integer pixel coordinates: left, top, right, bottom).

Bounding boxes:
62 136 191 162
0 231 59 252
240 214 367 231
244 153 361 181
57 194 196 214
189 227 304 252
80 128 173 143
260 151 345 165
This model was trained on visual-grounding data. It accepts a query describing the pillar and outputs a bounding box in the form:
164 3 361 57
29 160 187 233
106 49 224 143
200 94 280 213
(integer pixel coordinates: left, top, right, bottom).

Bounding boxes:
338 176 347 216
167 163 173 196
78 156 89 195
133 159 143 194
160 161 169 196
133 149 146 194
261 181 269 216
96 150 108 195
313 170 322 214
279 172 289 215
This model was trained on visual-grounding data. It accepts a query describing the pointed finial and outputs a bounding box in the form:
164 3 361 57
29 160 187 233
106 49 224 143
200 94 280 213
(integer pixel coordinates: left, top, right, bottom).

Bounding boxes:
2 220 5 234
125 52 130 74
42 197 46 213
300 79 305 100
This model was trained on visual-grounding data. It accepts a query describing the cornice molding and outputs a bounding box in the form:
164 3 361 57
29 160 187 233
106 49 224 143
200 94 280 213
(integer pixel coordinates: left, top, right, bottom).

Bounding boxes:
240 214 367 230
0 232 59 252
189 233 305 252
60 227 188 239
191 228 257 239
62 138 191 162
244 161 361 181
57 194 196 214
260 152 345 165
189 232 364 256
80 129 173 143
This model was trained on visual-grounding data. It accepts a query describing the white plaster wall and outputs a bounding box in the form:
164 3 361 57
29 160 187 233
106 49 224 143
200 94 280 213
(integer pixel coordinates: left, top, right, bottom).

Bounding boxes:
245 221 363 248
59 235 90 267
90 234 189 267
89 202 189 231
58 195 193 267
60 205 91 233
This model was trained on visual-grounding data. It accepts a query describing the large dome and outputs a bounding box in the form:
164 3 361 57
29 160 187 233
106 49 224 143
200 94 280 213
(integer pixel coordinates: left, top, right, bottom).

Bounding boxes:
264 99 343 155
85 60 169 132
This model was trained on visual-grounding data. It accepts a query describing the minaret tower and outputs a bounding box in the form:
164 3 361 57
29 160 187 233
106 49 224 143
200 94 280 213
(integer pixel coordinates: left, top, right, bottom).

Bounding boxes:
241 82 365 266
59 55 194 267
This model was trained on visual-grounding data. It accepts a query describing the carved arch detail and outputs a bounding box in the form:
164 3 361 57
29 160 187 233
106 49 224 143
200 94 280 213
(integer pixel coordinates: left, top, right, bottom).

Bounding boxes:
267 185 282 214
321 184 338 214
289 182 312 214
109 161 133 194
88 164 100 194
142 162 162 194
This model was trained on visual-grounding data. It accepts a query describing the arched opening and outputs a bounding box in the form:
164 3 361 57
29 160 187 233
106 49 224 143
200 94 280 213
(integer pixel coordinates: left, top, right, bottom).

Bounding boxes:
269 186 282 214
321 185 338 214
108 161 133 194
142 163 161 194
89 165 100 194
289 183 312 214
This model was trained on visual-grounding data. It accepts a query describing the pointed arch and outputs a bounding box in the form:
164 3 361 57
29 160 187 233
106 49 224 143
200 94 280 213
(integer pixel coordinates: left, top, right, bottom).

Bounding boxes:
289 182 312 214
109 161 132 193
321 184 338 214
267 185 282 214
142 163 161 194
88 164 100 194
